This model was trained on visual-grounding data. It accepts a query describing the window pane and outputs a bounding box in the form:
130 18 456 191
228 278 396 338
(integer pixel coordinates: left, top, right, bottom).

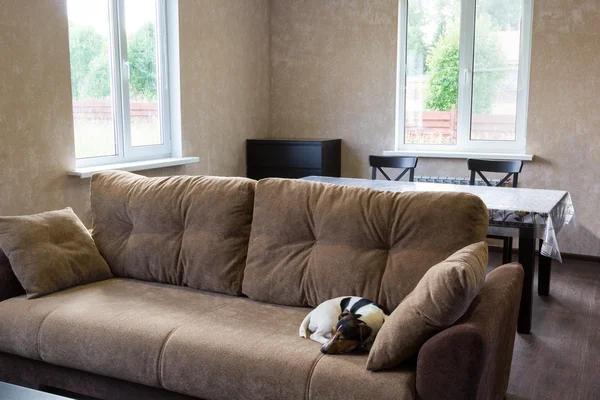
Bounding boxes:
125 0 162 147
68 0 117 159
471 0 522 141
405 0 460 145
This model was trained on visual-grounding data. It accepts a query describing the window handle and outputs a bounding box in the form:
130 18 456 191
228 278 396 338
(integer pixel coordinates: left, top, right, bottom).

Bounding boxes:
463 68 470 85
518 73 526 93
123 61 131 81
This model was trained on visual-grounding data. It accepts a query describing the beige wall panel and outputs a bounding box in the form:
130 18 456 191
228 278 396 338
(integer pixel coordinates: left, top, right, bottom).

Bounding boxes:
0 0 88 220
270 0 600 256
0 0 270 225
270 0 398 178
178 0 270 177
1 0 598 256
524 0 600 256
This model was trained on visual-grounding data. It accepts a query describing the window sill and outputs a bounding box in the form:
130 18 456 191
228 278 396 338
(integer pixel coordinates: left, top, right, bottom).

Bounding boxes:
68 157 200 179
382 150 534 161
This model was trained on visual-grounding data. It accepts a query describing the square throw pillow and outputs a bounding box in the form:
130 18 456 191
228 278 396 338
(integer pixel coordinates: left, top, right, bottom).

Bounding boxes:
366 241 488 371
0 208 113 299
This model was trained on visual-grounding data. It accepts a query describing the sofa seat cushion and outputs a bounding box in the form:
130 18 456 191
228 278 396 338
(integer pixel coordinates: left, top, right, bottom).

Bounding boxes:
91 171 256 296
160 312 416 400
308 355 416 400
243 178 489 312
0 278 416 400
0 278 239 387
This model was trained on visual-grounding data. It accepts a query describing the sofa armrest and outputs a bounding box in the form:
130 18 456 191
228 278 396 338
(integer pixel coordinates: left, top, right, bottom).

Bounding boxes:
416 263 524 400
0 250 24 301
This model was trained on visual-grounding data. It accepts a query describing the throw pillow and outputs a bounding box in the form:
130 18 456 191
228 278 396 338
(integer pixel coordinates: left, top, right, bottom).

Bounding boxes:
0 208 113 298
366 241 488 371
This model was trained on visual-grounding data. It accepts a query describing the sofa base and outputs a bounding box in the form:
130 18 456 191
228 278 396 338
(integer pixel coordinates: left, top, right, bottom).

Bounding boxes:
0 352 197 400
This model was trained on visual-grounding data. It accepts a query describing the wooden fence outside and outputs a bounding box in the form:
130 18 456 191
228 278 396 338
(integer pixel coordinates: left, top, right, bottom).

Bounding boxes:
74 100 514 141
73 100 158 119
406 105 516 141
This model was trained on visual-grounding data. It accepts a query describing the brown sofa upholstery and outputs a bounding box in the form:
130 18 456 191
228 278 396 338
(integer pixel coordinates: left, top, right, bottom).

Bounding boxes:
90 172 256 295
416 263 523 400
0 279 416 399
0 173 523 400
243 178 489 311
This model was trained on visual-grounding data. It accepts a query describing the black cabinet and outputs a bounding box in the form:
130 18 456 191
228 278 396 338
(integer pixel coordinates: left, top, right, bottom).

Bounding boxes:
246 138 341 180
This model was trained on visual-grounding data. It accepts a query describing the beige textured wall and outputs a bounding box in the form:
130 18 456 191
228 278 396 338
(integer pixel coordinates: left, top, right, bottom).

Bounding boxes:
0 0 90 220
524 0 600 257
1 0 597 256
270 0 600 257
178 0 270 176
0 0 270 225
270 0 397 178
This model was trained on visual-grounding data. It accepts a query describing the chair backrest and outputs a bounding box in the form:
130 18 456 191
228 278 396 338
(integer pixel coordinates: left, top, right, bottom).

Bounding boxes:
369 156 418 182
467 159 523 188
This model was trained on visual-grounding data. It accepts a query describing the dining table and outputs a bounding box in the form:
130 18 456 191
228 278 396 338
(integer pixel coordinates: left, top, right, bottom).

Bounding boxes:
302 176 575 334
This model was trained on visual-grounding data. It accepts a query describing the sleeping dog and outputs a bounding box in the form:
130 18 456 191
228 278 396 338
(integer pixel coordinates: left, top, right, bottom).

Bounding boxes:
299 296 388 354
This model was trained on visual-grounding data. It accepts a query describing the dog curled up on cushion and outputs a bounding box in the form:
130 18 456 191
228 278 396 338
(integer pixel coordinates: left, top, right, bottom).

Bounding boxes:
299 296 388 354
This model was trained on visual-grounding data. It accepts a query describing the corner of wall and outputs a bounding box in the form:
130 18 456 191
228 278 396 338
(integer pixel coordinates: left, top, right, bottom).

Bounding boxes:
267 0 274 139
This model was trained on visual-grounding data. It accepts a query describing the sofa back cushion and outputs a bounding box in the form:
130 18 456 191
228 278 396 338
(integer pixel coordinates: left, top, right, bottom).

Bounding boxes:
91 171 256 295
242 178 489 312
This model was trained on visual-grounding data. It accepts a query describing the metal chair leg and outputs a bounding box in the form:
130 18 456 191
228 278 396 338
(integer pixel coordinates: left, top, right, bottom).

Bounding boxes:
502 237 512 264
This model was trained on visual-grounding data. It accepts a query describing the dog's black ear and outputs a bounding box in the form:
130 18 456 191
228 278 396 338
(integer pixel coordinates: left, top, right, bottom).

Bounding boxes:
353 314 362 319
339 297 352 311
359 324 373 341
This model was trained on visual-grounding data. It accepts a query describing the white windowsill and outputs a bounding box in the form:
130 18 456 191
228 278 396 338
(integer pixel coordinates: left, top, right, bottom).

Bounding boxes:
383 150 534 161
68 157 200 179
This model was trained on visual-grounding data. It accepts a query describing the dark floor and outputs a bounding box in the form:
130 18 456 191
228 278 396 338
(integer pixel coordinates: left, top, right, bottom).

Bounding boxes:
487 251 600 400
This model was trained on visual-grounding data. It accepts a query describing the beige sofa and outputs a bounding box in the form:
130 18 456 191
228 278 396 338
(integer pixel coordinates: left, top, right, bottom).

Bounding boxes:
0 171 523 400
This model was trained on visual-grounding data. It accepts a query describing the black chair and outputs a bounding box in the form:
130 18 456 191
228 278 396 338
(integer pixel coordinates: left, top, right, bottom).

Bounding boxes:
467 158 524 265
467 158 523 188
369 156 418 182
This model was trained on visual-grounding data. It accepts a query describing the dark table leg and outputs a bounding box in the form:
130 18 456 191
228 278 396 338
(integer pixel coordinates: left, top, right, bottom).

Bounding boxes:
538 239 552 296
517 227 536 334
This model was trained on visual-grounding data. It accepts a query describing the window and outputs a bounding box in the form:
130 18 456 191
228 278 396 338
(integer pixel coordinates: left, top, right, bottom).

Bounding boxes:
67 0 172 167
396 0 533 154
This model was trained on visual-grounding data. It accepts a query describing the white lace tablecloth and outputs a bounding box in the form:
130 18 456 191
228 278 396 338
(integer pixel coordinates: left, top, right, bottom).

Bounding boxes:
302 176 575 262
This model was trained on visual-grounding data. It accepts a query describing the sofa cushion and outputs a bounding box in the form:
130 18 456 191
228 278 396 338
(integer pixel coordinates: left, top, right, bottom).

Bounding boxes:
0 250 24 302
90 171 256 296
308 355 416 400
0 208 112 298
367 242 488 370
163 326 416 400
243 178 489 312
0 278 416 400
0 279 237 387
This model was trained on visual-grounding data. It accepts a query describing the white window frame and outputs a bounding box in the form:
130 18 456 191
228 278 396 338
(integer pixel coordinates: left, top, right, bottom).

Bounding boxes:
74 0 173 168
395 0 534 154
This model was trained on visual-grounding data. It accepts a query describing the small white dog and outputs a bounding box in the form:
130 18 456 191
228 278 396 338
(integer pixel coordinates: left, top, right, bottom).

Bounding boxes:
299 296 388 354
